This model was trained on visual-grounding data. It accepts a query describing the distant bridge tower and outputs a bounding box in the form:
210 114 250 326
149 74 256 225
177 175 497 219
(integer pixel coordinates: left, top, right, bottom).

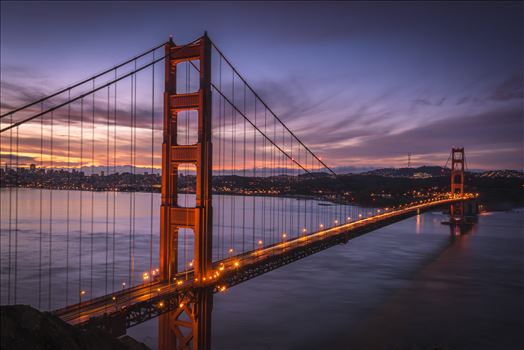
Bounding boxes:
159 34 213 350
450 147 465 222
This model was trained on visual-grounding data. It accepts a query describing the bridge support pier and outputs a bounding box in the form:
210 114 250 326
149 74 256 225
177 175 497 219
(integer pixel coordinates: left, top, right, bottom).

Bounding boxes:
159 288 213 350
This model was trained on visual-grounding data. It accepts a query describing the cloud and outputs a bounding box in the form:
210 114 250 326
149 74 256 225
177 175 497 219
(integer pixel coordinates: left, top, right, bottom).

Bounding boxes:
490 74 523 101
327 106 523 169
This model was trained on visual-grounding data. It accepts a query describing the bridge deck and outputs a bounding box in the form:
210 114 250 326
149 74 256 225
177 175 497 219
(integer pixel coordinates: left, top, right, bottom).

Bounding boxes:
53 197 466 329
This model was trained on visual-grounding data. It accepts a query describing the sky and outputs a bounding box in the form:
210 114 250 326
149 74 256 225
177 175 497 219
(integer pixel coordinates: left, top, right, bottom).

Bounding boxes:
1 1 523 171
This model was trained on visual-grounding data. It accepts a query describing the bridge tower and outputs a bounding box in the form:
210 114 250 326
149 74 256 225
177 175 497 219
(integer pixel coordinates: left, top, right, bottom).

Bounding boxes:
159 34 213 350
450 147 464 222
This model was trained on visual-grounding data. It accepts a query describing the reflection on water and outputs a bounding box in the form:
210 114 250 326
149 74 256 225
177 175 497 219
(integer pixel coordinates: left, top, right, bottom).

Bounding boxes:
128 209 523 350
0 188 369 309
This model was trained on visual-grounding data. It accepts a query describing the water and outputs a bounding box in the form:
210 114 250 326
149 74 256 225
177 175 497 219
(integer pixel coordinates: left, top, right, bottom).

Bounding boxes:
1 188 522 349
0 188 366 308
129 210 524 350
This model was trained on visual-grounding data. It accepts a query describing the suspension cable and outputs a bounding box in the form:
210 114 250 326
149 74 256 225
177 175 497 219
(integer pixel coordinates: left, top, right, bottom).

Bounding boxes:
1 37 201 133
0 42 167 119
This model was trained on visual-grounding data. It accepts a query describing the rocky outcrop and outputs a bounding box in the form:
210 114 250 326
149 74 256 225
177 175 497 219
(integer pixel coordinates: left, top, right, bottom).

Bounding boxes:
0 305 149 350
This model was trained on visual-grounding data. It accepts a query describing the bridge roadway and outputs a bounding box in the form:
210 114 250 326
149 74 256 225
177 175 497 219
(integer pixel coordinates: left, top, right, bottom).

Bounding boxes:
53 196 468 330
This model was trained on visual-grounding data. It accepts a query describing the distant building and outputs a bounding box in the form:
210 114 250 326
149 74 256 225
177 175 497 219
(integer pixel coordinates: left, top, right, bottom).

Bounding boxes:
412 172 432 179
30 164 36 171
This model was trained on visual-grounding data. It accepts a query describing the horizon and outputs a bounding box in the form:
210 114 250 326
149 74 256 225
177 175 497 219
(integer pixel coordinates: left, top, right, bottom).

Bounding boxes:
3 163 521 175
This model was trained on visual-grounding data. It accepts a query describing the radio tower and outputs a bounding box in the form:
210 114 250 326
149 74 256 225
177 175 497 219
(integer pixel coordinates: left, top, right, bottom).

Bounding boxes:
407 153 411 168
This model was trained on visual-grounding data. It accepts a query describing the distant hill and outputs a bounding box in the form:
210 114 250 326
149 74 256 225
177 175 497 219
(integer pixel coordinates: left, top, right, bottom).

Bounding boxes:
361 166 523 179
478 170 523 178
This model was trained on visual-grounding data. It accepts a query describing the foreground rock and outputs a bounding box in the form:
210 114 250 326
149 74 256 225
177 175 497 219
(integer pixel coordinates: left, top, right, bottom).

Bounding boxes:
0 305 149 350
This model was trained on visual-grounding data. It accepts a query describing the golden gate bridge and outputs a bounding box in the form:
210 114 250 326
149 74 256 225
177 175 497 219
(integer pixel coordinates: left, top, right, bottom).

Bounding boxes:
0 33 475 349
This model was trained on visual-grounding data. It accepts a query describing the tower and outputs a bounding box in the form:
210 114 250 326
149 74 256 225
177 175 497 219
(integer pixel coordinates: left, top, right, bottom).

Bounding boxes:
159 34 213 350
450 147 465 222
160 34 213 284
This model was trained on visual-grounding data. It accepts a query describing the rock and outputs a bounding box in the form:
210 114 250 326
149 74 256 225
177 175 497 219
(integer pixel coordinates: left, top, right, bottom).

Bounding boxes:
0 305 150 350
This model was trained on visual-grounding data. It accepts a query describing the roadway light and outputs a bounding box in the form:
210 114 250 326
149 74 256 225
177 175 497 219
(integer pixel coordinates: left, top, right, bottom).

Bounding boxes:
282 233 287 239
228 248 234 253
258 240 263 246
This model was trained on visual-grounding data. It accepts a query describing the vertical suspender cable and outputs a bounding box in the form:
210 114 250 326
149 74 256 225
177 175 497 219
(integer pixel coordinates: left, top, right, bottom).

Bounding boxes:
252 100 256 250
132 65 137 287
218 59 223 260
105 85 110 299
48 110 54 309
262 108 266 246
14 124 19 304
242 84 246 253
66 90 71 306
112 71 117 293
7 114 12 304
230 72 235 254
90 81 95 297
149 53 155 297
128 75 133 289
0 115 2 305
38 103 43 309
79 98 84 305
